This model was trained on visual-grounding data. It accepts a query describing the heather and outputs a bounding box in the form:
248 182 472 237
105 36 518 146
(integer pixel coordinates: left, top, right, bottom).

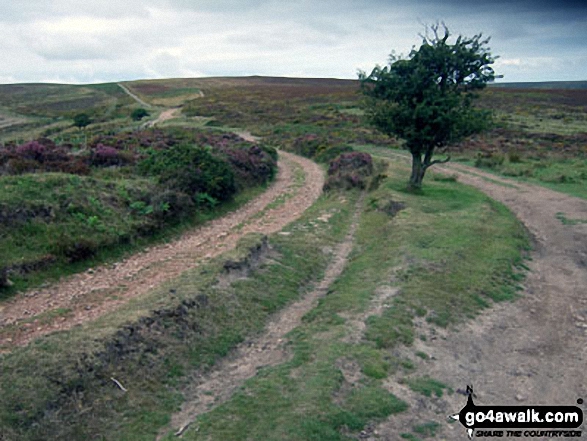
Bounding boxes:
0 128 276 291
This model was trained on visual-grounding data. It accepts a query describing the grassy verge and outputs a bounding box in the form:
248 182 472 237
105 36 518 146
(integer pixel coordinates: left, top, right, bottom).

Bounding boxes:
0 127 278 297
355 143 587 200
161 157 529 440
455 155 587 199
0 189 358 441
0 174 271 300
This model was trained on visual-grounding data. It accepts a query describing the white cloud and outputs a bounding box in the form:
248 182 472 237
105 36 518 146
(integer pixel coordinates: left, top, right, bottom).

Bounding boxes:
0 1 585 84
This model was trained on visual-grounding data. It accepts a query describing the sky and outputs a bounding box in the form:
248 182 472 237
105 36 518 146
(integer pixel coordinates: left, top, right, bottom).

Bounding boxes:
0 0 586 84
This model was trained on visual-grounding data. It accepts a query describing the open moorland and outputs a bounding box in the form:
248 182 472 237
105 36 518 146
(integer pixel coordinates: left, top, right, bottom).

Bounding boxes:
0 77 585 441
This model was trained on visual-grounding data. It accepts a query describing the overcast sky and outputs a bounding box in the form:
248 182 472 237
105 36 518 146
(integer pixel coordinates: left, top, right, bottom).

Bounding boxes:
1 0 586 84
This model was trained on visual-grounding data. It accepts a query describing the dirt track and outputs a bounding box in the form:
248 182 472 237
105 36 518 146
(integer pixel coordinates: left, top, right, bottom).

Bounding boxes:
160 194 365 439
371 154 587 440
0 151 324 349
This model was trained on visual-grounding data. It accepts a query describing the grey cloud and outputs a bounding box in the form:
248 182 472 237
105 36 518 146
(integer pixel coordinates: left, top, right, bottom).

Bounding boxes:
0 0 585 84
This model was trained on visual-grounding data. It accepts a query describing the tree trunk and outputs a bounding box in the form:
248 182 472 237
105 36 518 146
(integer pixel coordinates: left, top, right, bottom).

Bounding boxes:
409 153 426 190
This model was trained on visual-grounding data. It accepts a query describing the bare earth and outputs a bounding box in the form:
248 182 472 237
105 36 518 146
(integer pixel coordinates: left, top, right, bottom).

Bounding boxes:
0 151 324 349
145 108 181 128
369 155 587 440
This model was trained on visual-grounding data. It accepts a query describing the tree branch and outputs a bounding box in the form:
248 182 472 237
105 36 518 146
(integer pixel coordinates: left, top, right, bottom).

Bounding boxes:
423 155 451 170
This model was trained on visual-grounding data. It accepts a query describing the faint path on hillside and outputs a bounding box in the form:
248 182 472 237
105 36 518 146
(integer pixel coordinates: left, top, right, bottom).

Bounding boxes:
118 83 152 108
0 151 324 350
144 108 181 128
158 194 365 440
368 150 587 440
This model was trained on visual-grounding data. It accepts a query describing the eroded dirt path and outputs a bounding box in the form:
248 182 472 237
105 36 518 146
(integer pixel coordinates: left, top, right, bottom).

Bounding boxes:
145 108 182 128
369 152 587 440
159 194 365 439
0 151 324 349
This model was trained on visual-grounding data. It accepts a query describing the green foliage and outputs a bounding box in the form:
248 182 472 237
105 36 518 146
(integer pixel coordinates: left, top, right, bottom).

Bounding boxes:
72 113 92 129
131 108 150 121
314 144 354 163
406 377 449 398
342 386 408 420
139 143 236 203
413 421 441 438
360 24 497 188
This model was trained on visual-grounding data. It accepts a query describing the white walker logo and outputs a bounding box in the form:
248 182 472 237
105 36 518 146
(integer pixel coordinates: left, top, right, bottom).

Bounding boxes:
449 386 584 439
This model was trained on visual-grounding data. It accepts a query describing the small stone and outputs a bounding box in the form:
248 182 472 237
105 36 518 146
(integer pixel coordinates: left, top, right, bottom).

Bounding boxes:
516 394 526 402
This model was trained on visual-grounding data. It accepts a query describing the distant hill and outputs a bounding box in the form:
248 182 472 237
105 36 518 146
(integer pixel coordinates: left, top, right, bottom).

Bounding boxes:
491 81 587 90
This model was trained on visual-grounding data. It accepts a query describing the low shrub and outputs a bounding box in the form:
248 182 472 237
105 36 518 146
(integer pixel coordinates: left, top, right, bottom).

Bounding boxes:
89 144 135 167
324 152 374 191
291 134 330 158
218 144 277 188
507 151 522 163
131 108 150 121
0 140 90 176
139 143 237 203
474 151 505 169
314 144 354 163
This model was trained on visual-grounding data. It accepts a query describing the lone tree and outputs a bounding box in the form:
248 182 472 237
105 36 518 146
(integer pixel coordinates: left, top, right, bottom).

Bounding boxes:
359 25 497 189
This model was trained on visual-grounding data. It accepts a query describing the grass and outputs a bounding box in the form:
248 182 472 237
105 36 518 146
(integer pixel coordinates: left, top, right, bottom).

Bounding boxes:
0 156 529 440
161 158 527 440
0 189 358 441
0 172 271 300
458 155 587 199
413 421 441 437
556 212 587 226
406 377 449 398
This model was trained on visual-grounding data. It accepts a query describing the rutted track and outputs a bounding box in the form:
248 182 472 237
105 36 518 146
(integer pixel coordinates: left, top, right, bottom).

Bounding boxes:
0 151 324 349
159 194 365 439
366 149 587 440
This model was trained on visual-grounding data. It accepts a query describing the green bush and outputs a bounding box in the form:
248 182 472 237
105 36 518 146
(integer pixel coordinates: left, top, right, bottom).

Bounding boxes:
139 144 236 203
131 108 150 121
